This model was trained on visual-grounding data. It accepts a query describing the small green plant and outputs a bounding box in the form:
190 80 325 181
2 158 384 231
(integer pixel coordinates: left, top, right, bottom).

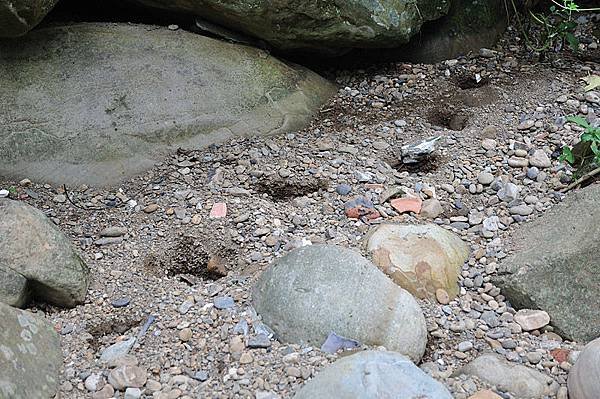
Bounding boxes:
560 116 600 174
529 0 580 52
511 0 600 55
7 186 17 196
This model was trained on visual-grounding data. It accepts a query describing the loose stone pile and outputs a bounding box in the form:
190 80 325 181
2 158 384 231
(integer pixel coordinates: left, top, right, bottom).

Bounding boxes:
0 11 599 399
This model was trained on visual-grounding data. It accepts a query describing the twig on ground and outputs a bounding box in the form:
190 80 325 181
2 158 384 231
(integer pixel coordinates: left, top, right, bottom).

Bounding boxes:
560 166 600 193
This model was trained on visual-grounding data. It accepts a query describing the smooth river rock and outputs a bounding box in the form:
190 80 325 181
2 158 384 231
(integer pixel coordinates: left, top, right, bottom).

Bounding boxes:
494 184 600 342
568 338 600 399
0 23 335 185
0 302 61 399
294 351 452 399
366 223 469 300
253 245 427 362
456 353 556 399
0 198 89 307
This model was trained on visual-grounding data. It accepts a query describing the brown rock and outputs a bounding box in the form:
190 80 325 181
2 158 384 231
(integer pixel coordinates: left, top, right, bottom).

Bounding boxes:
469 390 502 399
207 255 228 277
390 197 422 214
366 224 469 300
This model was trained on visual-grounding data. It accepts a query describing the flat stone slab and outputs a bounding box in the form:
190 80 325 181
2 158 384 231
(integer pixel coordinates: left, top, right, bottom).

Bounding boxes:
0 23 335 185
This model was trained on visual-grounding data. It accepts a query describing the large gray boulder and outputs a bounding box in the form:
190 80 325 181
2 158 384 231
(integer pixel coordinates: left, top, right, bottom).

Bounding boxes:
0 302 61 399
0 23 335 186
294 351 452 399
455 353 556 399
0 0 58 37
252 245 427 362
133 0 450 53
494 184 600 342
0 199 90 308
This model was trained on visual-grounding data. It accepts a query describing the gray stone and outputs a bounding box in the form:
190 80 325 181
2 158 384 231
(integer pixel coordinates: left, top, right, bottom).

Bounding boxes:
497 182 519 202
529 150 552 168
478 172 495 185
214 296 234 310
568 338 600 399
0 0 58 37
509 205 534 216
0 199 89 308
0 23 335 185
494 185 600 342
134 0 449 53
0 302 61 398
294 351 452 399
253 245 427 362
456 353 556 398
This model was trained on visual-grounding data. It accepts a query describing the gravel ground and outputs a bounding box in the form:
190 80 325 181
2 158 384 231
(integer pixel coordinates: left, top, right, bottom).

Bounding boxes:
2 14 599 399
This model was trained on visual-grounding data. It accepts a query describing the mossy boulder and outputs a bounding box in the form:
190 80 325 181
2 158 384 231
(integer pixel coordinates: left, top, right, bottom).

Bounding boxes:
0 23 335 185
133 0 451 52
0 0 58 37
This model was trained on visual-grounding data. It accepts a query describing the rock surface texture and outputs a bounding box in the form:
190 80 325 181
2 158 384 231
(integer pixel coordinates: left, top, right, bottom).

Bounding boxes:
0 198 89 307
252 245 428 362
0 0 58 37
0 23 335 185
568 338 600 399
134 0 451 52
456 353 556 398
0 302 61 399
294 350 453 399
494 184 600 342
366 223 469 299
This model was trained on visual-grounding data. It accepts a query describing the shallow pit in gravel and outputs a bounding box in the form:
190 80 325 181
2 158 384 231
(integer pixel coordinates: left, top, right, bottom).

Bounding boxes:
452 72 490 90
255 177 329 201
427 107 469 131
143 234 237 280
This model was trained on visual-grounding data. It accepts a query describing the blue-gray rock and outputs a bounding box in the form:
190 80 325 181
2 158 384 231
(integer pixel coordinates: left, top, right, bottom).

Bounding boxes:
336 184 352 196
111 298 130 308
0 302 61 398
494 184 600 342
294 351 452 399
252 245 427 362
214 296 235 310
0 199 89 308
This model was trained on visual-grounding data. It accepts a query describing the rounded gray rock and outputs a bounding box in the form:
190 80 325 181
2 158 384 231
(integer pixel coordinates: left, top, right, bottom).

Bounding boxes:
0 199 89 308
293 350 452 399
568 338 600 399
252 245 427 362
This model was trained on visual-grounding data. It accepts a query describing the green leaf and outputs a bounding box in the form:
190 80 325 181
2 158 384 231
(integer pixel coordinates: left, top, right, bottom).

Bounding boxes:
565 32 579 52
560 146 575 165
592 141 600 156
567 115 590 129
